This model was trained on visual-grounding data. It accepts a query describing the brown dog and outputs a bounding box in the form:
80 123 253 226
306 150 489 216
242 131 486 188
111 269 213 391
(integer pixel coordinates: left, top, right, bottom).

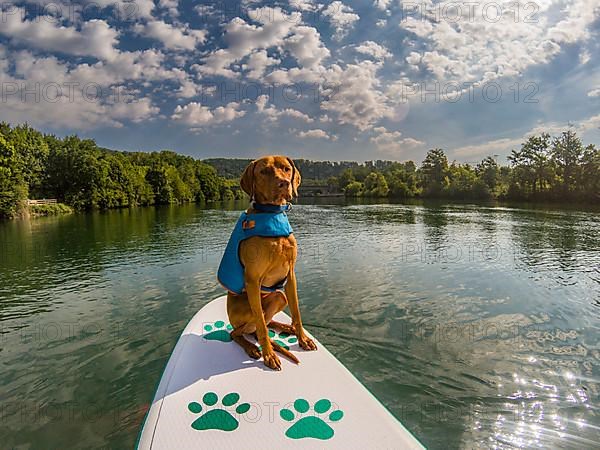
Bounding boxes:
226 156 317 370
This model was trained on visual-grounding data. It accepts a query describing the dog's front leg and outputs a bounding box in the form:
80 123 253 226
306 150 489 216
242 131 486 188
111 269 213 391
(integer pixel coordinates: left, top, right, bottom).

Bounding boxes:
245 277 282 370
285 267 317 351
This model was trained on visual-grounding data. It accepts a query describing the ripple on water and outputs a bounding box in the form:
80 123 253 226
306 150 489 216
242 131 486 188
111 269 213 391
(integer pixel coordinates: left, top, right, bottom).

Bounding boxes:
1 202 599 449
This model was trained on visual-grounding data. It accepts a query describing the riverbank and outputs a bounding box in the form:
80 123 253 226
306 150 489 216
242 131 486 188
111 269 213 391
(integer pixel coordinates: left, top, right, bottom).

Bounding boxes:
28 203 73 217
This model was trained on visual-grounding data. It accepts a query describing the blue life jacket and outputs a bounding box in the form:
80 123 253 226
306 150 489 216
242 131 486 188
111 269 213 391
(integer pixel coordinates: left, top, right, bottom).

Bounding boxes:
217 203 293 295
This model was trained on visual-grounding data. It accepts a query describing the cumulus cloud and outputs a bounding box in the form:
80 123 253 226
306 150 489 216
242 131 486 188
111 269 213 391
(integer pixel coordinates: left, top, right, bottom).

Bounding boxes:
373 0 391 11
370 127 424 155
255 95 314 123
323 1 360 40
355 41 391 60
289 0 318 11
400 0 599 85
297 129 337 140
171 101 246 127
195 8 299 78
134 20 206 51
321 61 396 131
587 88 600 98
195 7 329 80
0 9 119 60
242 50 281 79
158 0 179 17
0 48 171 129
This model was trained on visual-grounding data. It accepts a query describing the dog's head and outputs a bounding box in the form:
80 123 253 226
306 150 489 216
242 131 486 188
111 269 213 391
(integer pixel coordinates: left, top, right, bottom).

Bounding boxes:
240 155 301 204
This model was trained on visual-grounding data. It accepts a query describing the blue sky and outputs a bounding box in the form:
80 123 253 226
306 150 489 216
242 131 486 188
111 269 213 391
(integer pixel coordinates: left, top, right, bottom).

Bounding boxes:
0 0 598 164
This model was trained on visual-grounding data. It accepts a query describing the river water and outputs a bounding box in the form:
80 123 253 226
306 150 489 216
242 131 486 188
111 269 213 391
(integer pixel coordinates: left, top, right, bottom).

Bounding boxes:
1 200 598 449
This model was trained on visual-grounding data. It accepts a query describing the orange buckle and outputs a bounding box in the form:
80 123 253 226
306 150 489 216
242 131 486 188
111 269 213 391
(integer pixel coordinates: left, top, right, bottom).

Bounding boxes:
242 220 255 230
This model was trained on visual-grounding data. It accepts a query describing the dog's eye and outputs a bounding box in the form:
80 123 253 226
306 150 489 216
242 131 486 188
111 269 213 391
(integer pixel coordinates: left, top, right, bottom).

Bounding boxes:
284 167 291 172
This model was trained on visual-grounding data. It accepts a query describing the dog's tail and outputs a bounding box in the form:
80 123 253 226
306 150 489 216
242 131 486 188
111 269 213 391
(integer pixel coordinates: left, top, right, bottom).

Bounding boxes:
271 340 299 364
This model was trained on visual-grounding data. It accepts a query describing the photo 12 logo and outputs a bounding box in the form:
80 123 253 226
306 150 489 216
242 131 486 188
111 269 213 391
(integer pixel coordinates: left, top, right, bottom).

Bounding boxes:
1 82 135 104
398 81 539 104
400 1 540 24
0 1 141 24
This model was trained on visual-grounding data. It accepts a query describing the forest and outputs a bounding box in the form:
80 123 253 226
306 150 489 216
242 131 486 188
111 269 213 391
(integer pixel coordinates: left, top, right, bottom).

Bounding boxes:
210 131 599 202
0 123 241 218
1 122 598 219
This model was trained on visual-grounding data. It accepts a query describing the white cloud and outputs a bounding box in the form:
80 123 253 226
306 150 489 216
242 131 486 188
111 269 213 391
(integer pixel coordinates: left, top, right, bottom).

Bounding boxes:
289 0 318 11
171 101 246 127
195 7 302 78
400 0 599 85
323 1 360 40
297 129 337 140
0 9 119 60
321 61 396 131
355 41 391 60
373 0 391 11
282 25 330 69
370 127 424 155
134 20 206 51
255 95 314 123
0 48 172 129
242 50 281 79
158 0 179 17
587 88 600 98
195 7 330 84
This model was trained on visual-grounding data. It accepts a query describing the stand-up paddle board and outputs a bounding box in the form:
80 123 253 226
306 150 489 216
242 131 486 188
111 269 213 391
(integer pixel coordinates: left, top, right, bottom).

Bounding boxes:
137 296 425 449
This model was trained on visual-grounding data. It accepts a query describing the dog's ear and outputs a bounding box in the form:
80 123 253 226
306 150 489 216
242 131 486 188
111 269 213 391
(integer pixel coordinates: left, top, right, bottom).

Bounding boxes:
287 157 301 198
240 160 257 199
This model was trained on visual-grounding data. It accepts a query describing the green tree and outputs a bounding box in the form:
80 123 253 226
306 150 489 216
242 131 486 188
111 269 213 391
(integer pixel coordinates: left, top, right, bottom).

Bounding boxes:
507 134 552 199
364 172 389 197
420 148 449 196
344 181 363 197
580 144 599 200
447 163 478 198
0 132 28 218
551 130 584 197
385 162 418 198
195 162 221 201
476 156 499 192
6 124 49 198
146 163 174 204
337 168 355 191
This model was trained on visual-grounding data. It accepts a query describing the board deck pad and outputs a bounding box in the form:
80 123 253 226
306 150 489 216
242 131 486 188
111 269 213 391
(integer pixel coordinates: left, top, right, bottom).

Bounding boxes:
138 296 425 449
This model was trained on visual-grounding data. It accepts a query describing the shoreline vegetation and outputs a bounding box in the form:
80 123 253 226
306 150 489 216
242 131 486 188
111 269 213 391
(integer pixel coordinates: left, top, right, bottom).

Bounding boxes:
1 122 598 220
28 202 74 217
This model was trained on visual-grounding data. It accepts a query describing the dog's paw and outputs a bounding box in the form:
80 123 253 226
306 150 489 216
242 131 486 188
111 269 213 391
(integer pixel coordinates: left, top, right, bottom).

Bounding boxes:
298 335 317 351
247 345 261 359
263 351 282 371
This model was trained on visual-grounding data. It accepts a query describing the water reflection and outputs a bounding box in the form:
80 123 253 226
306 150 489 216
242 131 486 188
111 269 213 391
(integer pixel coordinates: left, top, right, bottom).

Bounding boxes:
0 200 598 449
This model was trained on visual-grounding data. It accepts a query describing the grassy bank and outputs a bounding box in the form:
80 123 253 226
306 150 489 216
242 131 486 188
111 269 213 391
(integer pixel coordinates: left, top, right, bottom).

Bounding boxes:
28 203 73 217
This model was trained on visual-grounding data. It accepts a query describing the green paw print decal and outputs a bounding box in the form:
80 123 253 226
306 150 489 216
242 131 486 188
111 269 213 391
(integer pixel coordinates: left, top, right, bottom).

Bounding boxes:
203 321 233 342
280 398 343 440
188 392 250 432
268 329 298 350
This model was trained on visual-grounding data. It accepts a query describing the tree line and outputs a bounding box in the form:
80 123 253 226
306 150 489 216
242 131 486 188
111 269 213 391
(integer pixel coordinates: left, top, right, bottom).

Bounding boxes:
327 131 598 202
0 123 241 219
206 131 599 202
1 123 598 219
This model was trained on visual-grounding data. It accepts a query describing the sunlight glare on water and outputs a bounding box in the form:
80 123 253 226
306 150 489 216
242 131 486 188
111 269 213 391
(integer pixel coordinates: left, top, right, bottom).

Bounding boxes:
0 200 598 449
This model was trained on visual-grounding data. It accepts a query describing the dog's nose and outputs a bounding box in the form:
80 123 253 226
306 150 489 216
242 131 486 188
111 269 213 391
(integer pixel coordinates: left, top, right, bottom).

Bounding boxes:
278 179 290 188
